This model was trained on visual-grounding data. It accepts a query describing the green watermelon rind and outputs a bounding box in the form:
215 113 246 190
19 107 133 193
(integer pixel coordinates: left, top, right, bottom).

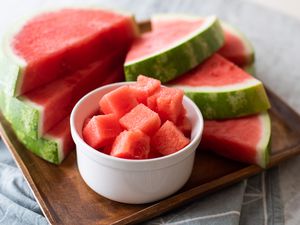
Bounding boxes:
0 6 140 97
221 21 255 66
0 91 62 164
256 112 271 168
243 62 255 76
124 15 224 83
170 80 271 119
0 89 44 140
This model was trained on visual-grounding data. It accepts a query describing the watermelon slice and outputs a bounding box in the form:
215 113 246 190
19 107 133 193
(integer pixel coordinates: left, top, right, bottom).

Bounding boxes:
0 68 122 163
169 54 270 119
200 112 271 168
2 52 123 140
124 15 224 83
217 22 254 68
0 8 138 96
151 16 255 72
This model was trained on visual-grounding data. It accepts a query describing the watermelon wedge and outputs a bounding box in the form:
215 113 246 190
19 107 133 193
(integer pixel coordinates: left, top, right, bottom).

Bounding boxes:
0 7 138 96
169 54 270 119
0 92 73 163
217 22 254 68
2 51 123 140
0 67 123 163
200 112 271 168
124 15 224 82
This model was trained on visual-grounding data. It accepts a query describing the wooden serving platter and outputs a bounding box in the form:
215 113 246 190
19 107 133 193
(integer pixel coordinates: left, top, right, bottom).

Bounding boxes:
1 21 300 225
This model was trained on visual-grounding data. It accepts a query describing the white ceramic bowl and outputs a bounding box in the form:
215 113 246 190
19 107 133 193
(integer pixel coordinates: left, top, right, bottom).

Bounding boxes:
70 82 203 204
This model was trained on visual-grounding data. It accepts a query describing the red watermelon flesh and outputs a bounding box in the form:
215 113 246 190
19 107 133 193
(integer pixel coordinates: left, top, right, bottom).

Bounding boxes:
129 75 161 104
111 130 150 159
10 8 138 95
200 112 271 168
169 54 252 87
119 103 161 136
99 85 138 118
22 51 123 136
151 120 190 156
83 114 122 149
147 87 184 123
126 19 203 62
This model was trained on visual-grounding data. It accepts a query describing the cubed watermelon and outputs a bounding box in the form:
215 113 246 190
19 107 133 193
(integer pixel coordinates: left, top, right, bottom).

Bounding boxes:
119 103 161 136
82 114 122 149
176 116 192 138
148 151 163 159
129 75 161 104
151 120 190 155
111 130 150 159
99 86 138 118
147 87 184 123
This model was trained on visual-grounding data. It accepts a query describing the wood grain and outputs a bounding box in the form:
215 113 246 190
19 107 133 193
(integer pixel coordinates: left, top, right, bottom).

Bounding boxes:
1 22 300 225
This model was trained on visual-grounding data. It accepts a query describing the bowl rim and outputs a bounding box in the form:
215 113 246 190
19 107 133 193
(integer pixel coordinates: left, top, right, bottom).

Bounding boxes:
70 81 204 166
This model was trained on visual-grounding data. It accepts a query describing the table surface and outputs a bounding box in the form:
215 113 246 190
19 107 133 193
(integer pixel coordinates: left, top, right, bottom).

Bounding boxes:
0 0 300 224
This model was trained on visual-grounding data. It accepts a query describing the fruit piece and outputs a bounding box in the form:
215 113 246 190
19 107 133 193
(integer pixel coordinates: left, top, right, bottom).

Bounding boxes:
119 104 161 136
200 112 271 168
2 53 123 139
169 54 270 119
83 117 92 129
83 114 122 149
151 120 190 155
148 151 163 159
147 87 184 123
124 15 224 83
218 22 254 68
0 8 138 96
111 130 150 159
99 86 138 118
243 63 255 76
0 93 73 164
176 116 192 137
129 75 161 104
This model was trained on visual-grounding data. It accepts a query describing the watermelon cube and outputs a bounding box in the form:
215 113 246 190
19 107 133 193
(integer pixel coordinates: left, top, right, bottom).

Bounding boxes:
130 75 161 103
151 120 190 155
111 130 150 159
147 87 184 123
176 116 192 138
99 86 138 118
82 114 122 149
119 104 161 136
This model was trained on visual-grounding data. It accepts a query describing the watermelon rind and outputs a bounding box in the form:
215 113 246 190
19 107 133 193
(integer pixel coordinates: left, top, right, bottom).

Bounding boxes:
256 112 271 168
243 62 255 76
0 6 139 97
221 21 255 66
125 15 224 83
170 79 271 119
0 91 63 164
0 91 41 139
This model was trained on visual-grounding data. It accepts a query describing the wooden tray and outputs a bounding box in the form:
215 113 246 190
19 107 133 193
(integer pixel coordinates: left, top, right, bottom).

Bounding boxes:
1 21 300 225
